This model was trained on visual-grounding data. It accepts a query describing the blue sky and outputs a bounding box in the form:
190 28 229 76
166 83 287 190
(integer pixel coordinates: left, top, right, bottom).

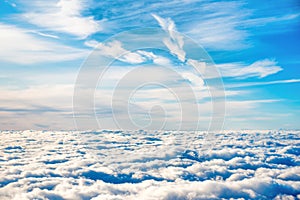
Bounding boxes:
0 0 299 130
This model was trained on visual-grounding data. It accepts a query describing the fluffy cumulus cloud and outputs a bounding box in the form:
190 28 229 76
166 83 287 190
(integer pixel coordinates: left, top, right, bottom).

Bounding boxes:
0 130 299 199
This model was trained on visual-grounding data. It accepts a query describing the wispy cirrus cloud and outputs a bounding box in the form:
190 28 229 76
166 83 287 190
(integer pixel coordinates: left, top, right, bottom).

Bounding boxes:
185 1 299 50
216 59 282 78
227 79 300 88
152 14 207 74
0 23 86 64
19 0 102 38
151 14 283 81
91 40 146 64
152 14 186 62
185 1 249 50
30 31 60 39
244 13 300 27
87 39 171 65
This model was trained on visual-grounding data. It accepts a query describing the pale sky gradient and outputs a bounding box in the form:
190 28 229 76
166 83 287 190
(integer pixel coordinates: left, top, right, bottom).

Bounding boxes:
0 0 299 130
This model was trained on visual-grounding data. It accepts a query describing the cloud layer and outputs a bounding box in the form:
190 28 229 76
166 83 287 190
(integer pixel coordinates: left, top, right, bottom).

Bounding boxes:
0 130 299 199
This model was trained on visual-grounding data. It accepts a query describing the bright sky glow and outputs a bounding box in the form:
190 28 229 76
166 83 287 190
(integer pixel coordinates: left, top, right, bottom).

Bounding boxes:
0 0 299 130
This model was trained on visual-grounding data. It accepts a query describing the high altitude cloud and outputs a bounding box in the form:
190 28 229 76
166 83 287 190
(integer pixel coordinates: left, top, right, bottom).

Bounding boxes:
216 59 282 78
227 79 300 88
90 40 170 65
185 2 299 50
94 40 146 64
0 23 86 64
20 0 102 38
152 14 206 75
152 14 186 62
152 14 283 80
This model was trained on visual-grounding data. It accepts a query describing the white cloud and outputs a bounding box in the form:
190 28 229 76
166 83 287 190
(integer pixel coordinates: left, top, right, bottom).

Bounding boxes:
0 23 86 64
0 130 300 199
95 40 147 64
188 19 249 50
137 50 171 66
20 0 102 38
152 14 186 62
185 1 249 50
244 13 300 27
84 40 100 48
187 59 206 75
227 99 281 113
227 79 300 88
31 31 59 39
180 71 204 88
184 2 299 50
151 14 209 91
0 84 73 110
217 59 282 78
93 40 171 65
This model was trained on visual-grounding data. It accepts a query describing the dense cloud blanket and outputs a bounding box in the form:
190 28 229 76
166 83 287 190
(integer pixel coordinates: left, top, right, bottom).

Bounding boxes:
0 130 299 199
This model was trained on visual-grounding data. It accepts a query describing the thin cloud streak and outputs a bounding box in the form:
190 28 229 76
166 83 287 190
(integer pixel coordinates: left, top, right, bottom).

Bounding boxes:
216 59 282 79
226 79 300 88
